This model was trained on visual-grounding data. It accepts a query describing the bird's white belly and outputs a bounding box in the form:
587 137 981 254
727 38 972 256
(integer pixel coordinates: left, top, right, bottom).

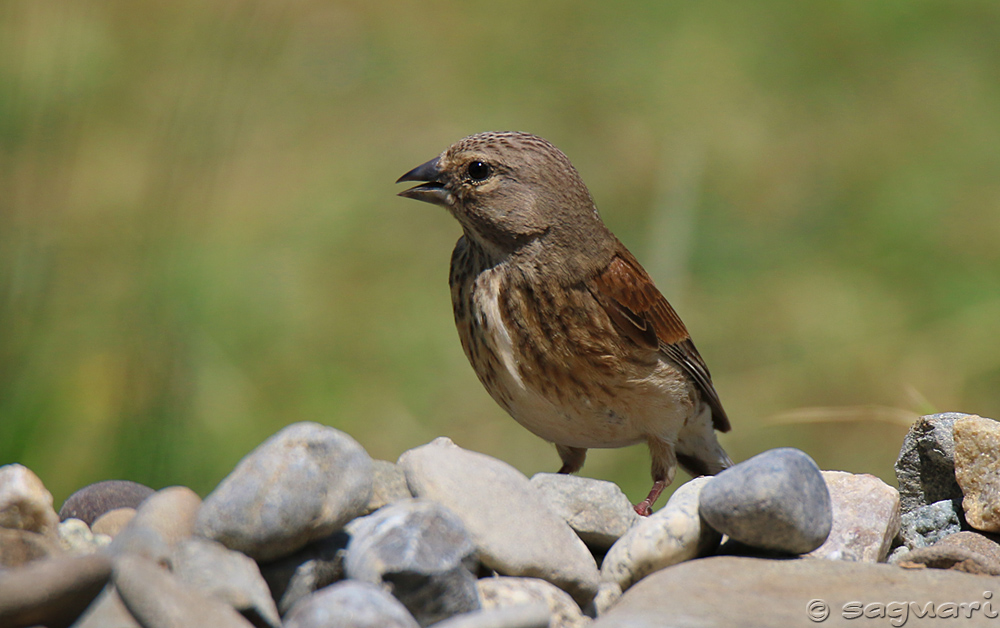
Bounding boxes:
475 275 690 449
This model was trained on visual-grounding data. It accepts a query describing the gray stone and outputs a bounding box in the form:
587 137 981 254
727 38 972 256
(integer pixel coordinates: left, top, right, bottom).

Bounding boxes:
59 480 155 525
429 604 551 628
398 438 600 607
196 422 373 562
601 476 719 590
0 552 111 628
92 508 137 538
346 498 480 626
478 577 589 628
107 524 172 566
699 447 832 554
898 499 962 550
259 531 350 615
530 473 639 551
593 555 1000 627
59 518 112 554
592 583 621 617
0 527 62 567
70 586 141 628
0 464 60 537
894 413 966 515
113 554 254 628
363 459 413 514
953 415 1000 532
807 471 900 562
172 537 281 628
283 580 420 628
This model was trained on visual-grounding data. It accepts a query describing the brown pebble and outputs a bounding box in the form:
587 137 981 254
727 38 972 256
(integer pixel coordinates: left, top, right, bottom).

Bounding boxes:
92 508 137 538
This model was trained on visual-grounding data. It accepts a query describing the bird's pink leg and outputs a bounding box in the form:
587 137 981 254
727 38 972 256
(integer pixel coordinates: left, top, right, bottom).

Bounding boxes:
634 480 667 516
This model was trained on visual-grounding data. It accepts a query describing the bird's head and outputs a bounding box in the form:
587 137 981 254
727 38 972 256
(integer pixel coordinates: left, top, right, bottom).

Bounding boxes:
397 131 612 265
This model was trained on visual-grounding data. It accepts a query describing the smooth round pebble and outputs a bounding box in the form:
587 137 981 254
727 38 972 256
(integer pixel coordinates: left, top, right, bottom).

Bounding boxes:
59 480 154 525
196 422 373 562
92 508 137 538
698 447 832 554
284 581 420 628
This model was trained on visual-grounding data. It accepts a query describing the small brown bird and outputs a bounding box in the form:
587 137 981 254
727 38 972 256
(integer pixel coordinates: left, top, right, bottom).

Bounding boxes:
397 132 732 515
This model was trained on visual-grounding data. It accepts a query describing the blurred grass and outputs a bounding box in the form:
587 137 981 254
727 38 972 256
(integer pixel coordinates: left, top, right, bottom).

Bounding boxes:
1 0 998 506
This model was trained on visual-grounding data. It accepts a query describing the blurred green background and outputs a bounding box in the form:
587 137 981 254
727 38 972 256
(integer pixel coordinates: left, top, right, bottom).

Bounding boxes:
2 0 998 507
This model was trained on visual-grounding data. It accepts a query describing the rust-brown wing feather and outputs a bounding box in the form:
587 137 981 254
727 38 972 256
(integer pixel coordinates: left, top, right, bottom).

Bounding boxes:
586 246 731 432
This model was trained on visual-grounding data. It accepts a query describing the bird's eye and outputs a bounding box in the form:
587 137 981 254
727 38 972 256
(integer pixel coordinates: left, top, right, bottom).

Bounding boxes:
466 160 491 182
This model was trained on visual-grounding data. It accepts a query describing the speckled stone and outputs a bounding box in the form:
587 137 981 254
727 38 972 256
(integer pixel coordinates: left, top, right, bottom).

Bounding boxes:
699 448 832 554
398 438 599 607
953 415 1000 532
59 480 154 526
283 580 420 628
196 422 373 562
894 413 966 516
0 464 60 537
601 476 719 591
898 499 963 550
58 518 111 554
806 471 900 562
478 577 589 628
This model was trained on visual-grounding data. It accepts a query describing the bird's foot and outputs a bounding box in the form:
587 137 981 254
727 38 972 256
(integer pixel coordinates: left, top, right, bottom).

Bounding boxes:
633 479 667 516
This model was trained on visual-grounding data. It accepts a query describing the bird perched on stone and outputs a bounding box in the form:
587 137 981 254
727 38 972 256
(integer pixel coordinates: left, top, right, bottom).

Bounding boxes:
397 131 733 515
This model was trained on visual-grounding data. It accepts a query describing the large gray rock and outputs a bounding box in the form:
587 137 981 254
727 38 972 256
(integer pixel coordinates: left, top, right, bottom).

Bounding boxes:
346 498 480 626
601 476 719 591
530 473 639 551
898 499 962 550
196 422 373 561
259 531 350 615
699 448 832 554
113 554 254 628
953 415 1000 532
398 438 600 606
283 580 420 628
594 555 1000 627
0 552 111 628
807 471 900 562
478 577 589 628
59 481 155 526
172 537 281 628
894 413 966 515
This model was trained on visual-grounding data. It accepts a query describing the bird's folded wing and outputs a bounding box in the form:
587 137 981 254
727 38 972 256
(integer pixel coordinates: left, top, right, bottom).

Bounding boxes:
586 248 731 433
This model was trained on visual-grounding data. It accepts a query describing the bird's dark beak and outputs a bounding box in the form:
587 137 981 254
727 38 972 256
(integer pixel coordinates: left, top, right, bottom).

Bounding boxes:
396 157 449 206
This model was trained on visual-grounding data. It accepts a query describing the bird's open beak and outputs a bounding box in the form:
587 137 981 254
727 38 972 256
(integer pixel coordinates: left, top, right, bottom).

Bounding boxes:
396 157 450 206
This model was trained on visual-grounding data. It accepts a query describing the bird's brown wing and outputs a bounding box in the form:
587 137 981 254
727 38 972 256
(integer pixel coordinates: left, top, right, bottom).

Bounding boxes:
586 247 731 433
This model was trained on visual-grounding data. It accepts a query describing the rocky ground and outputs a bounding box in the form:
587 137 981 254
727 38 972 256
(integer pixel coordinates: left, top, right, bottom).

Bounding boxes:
2 413 1000 628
